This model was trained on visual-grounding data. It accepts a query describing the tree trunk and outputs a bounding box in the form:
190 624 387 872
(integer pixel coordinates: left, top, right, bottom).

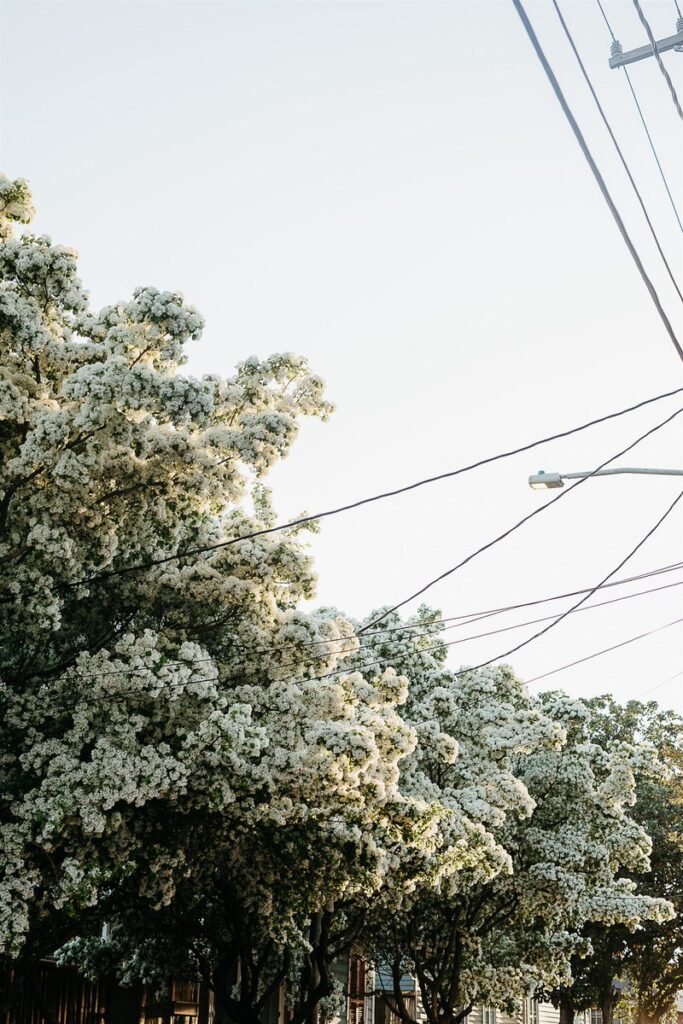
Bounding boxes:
599 988 617 1024
388 958 418 1024
212 959 265 1024
105 978 143 1024
558 996 575 1024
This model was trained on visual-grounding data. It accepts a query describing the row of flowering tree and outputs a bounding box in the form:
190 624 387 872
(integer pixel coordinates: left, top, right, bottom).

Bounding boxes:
0 175 678 1023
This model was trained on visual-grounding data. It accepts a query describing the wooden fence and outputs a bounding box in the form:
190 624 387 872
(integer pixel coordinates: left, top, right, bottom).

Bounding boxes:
0 964 205 1024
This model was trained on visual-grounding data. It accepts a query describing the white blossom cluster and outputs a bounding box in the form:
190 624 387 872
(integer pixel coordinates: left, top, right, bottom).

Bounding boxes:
0 178 440 967
348 610 673 1010
0 178 671 1007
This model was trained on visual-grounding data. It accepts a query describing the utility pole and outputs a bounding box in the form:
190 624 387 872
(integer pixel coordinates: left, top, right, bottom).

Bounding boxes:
609 16 683 69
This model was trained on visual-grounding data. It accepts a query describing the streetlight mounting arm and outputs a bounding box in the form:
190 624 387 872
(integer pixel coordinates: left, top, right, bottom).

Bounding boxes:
529 467 683 489
561 467 683 479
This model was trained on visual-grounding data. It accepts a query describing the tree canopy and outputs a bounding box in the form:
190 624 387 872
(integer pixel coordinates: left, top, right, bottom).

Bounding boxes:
547 697 683 1024
0 175 677 1020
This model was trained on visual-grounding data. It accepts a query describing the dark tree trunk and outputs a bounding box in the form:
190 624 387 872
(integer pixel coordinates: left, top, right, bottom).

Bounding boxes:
380 958 418 1024
105 978 143 1024
198 976 211 1024
559 996 575 1024
600 987 617 1024
213 957 276 1024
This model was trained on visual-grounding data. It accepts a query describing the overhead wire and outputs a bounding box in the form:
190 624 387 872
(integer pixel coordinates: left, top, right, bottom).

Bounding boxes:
631 0 683 119
359 403 683 631
598 0 618 38
25 561 683 691
27 385 681 596
35 567 683 719
595 0 617 38
416 576 683 645
636 667 683 697
595 0 683 232
454 483 683 675
623 66 683 232
171 558 683 658
525 615 683 683
329 560 683 643
20 474 683 718
357 578 683 655
552 0 683 300
511 0 683 362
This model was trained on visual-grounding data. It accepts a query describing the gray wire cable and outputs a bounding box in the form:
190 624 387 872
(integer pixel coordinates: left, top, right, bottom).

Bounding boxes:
22 386 681 596
596 0 617 39
553 0 682 300
31 560 683 688
457 482 683 676
525 614 683 683
512 0 683 361
36 530 683 718
631 0 683 120
637 666 683 697
595 0 683 232
39 570 683 687
623 66 683 233
359 403 683 632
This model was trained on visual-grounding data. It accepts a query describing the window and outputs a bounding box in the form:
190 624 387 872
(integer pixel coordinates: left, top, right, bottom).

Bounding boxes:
348 956 366 1024
483 1008 497 1024
522 1000 538 1024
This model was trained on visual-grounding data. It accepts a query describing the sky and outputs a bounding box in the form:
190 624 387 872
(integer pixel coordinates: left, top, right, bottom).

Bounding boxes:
1 0 682 710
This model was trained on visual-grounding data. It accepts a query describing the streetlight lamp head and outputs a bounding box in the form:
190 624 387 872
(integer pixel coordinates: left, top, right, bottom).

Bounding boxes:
528 471 564 490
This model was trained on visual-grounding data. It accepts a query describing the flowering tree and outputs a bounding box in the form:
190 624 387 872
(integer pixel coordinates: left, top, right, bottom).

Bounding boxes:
547 698 683 1024
346 613 673 1024
0 175 439 1018
0 175 673 1022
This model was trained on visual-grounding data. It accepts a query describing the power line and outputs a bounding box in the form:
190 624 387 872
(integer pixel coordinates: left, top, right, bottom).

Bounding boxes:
457 483 683 675
552 0 683 300
1 385 671 606
33 568 683 719
596 0 617 40
636 666 683 698
39 567 683 688
434 577 683 645
4 386 675 602
631 0 683 119
27 559 683 692
511 0 683 362
525 615 683 683
359 403 683 632
370 577 683 654
348 560 683 641
626 67 683 234
597 0 683 230
174 557 683 657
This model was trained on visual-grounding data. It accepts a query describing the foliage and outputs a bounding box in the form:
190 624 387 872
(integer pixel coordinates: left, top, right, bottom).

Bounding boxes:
0 176 675 1022
0 175 437 1018
347 617 673 1024
548 697 683 1024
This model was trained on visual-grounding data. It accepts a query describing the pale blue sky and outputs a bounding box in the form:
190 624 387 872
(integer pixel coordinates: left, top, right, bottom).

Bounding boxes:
2 0 682 708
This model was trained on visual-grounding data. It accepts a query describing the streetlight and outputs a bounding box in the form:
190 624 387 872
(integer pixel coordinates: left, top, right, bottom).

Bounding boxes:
529 467 683 490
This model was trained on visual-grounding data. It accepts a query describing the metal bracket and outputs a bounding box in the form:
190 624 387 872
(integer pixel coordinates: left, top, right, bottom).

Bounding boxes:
609 25 683 68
